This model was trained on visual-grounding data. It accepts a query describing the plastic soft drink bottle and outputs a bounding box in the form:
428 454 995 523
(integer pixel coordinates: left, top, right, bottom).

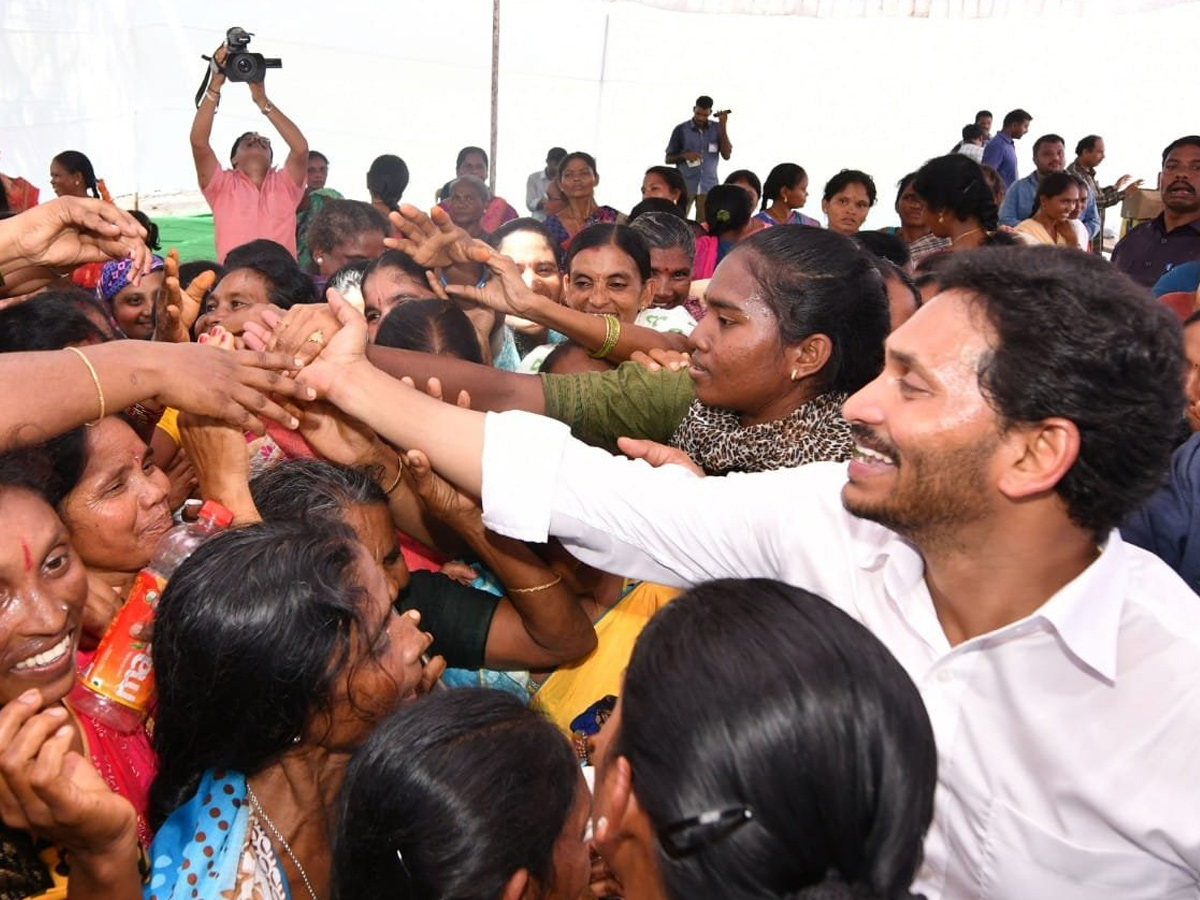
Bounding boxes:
69 500 233 732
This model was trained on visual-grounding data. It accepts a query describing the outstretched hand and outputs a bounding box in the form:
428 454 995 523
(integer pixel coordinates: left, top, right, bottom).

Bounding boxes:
385 204 480 269
405 448 483 529
442 246 544 319
2 198 150 276
153 249 211 343
294 289 371 400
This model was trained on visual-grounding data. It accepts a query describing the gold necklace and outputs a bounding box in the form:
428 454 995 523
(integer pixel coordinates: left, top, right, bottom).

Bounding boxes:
952 226 984 245
246 784 321 900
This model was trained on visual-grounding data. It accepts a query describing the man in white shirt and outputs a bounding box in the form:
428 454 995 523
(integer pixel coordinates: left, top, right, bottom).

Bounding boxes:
525 146 566 222
475 248 1200 900
300 243 1200 900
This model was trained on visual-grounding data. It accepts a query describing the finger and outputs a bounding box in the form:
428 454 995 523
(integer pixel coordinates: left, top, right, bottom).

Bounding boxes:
404 449 431 480
184 268 217 301
242 321 272 352
442 284 486 305
424 377 444 403
0 691 45 752
420 655 447 693
27 723 75 804
629 350 659 372
456 390 472 409
0 706 70 789
425 269 450 300
399 376 416 389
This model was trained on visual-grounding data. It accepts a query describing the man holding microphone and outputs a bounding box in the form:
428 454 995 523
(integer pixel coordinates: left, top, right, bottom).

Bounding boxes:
664 95 732 221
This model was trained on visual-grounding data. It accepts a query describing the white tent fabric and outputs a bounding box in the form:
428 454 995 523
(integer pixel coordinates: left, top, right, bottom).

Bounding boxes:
2 0 1196 230
614 0 1192 17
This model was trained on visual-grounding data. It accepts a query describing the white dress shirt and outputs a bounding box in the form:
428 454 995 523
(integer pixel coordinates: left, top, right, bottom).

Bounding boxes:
481 410 1200 900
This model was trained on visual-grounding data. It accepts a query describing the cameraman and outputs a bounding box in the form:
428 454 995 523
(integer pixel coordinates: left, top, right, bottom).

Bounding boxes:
190 42 308 263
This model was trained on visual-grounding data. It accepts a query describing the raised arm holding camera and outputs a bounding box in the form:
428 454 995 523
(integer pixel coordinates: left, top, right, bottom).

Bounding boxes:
190 30 308 263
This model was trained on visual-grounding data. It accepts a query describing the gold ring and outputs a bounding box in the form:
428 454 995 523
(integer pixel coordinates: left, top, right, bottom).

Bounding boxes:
306 330 325 345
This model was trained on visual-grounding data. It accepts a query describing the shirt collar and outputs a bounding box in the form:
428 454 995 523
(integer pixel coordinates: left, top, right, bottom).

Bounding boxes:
853 522 1127 680
1152 212 1200 235
1026 529 1127 683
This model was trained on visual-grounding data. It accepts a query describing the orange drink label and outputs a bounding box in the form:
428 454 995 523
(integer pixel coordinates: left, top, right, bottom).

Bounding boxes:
83 569 163 712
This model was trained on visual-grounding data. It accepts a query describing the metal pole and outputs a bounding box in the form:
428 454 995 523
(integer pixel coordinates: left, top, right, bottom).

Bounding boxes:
490 0 500 194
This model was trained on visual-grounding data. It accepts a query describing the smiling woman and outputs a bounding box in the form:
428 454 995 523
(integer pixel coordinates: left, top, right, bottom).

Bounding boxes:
98 254 165 340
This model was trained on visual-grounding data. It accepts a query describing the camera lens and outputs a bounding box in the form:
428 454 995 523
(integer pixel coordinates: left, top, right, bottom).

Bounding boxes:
235 57 253 74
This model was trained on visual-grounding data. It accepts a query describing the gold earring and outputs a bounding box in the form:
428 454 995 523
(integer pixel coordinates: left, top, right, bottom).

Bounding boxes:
938 213 945 224
790 369 800 382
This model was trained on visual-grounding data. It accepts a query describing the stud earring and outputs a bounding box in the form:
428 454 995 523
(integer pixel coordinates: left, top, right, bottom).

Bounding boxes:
938 212 945 224
315 256 324 265
790 369 800 382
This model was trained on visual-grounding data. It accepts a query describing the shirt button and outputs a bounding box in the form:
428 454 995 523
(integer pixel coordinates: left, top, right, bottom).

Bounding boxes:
1162 238 1168 244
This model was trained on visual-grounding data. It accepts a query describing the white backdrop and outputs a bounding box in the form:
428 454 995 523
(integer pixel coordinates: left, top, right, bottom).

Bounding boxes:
2 0 1197 229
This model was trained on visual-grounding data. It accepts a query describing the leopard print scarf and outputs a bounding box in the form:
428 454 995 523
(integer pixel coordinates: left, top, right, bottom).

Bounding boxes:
668 392 852 476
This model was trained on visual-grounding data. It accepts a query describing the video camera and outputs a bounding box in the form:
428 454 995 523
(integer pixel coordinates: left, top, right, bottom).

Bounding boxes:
223 27 281 83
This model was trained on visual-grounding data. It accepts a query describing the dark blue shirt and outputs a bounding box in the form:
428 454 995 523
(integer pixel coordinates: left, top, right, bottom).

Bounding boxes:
1111 214 1200 289
981 133 1018 186
1122 432 1200 594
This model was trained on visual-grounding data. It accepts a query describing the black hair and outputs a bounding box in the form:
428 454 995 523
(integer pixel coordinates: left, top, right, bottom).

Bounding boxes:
629 211 696 260
703 184 754 238
629 197 686 224
974 110 992 123
547 147 568 164
0 292 105 353
128 210 160 251
229 132 272 165
736 227 889 395
643 166 690 214
252 458 385 524
724 169 762 200
178 260 223 291
1002 108 1032 128
221 239 319 308
557 152 598 183
961 124 985 143
306 199 388 256
565 223 651 282
894 172 918 210
823 170 877 206
367 155 411 209
375 299 484 363
618 579 936 900
455 146 488 171
853 231 911 268
52 151 99 198
912 155 999 231
1074 135 1101 156
1161 135 1200 163
489 218 564 270
761 163 808 212
1035 171 1076 202
1031 133 1064 157
939 246 1184 536
150 520 374 828
331 689 579 900
362 249 430 294
309 150 330 165
979 164 1006 206
874 256 922 316
695 95 714 108
21 427 88 511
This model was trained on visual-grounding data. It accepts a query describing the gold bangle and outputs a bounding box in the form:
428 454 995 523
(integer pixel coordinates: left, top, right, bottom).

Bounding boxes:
66 347 105 427
589 314 621 359
508 573 564 594
382 454 404 496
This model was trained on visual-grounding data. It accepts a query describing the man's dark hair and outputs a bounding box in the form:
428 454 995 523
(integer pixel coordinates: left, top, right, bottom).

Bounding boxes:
308 150 330 165
1032 133 1065 157
1074 135 1101 156
306 199 388 257
961 124 985 143
974 110 993 124
1002 108 1033 129
222 239 318 309
938 246 1184 537
1162 136 1200 164
695 95 714 109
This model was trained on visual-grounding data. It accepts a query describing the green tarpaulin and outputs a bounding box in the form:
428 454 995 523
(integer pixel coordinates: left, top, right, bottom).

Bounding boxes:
155 214 217 263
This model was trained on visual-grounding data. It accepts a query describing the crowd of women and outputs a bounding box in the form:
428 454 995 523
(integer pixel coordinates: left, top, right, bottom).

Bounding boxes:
0 113 1194 900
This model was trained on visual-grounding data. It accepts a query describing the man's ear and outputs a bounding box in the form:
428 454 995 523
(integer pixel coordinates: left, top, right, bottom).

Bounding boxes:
996 417 1080 501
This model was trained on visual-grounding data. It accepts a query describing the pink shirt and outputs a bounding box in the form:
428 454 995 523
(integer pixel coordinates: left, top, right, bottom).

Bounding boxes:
202 165 305 262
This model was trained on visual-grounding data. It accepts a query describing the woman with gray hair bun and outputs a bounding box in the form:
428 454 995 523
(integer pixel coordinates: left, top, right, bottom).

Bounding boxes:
629 211 704 329
445 175 493 239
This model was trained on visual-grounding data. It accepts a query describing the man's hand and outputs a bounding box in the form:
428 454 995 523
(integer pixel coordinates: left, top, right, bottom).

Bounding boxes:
1117 176 1144 195
153 249 210 343
683 152 702 163
1 199 149 276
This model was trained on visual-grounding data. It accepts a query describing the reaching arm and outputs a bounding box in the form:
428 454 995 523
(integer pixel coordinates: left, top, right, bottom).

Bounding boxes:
249 81 308 188
717 112 732 160
0 342 309 451
189 48 227 190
